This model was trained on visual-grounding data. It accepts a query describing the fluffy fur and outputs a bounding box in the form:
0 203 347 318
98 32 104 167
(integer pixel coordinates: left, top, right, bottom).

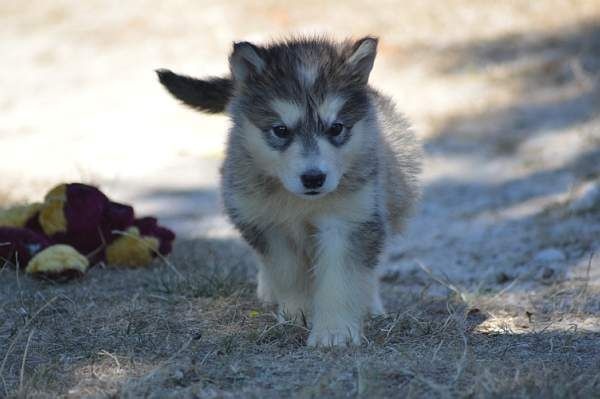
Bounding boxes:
158 36 421 347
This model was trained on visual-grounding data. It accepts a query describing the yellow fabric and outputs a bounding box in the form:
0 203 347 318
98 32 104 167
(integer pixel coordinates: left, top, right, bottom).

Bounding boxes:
39 200 68 235
25 244 89 275
39 184 68 235
44 184 68 201
0 203 43 227
105 227 159 267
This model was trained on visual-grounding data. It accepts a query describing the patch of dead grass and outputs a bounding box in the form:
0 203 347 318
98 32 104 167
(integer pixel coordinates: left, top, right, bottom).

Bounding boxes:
2 246 600 397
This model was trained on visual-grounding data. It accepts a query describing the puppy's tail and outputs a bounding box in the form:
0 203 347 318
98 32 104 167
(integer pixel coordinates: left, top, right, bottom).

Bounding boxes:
156 69 233 114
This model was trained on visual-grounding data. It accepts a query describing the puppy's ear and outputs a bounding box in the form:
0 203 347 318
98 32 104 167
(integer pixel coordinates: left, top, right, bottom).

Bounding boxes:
229 41 265 82
347 36 378 84
156 69 233 114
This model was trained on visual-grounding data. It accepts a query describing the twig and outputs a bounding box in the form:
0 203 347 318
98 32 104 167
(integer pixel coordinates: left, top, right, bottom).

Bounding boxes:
578 252 595 299
98 350 121 370
85 226 108 262
0 374 7 398
18 328 35 393
452 329 469 385
416 260 466 301
255 319 309 344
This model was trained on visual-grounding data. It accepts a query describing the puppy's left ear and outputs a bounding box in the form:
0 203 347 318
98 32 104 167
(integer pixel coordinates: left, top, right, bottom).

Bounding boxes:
347 36 378 84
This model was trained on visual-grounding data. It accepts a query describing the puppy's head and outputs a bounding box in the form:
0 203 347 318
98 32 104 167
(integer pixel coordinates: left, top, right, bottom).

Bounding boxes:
158 36 379 199
229 37 379 199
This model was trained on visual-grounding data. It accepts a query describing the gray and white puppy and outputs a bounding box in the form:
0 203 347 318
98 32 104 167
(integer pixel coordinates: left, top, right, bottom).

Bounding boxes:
157 36 421 347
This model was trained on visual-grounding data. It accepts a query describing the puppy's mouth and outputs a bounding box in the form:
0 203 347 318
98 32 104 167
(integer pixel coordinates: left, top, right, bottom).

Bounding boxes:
300 190 328 199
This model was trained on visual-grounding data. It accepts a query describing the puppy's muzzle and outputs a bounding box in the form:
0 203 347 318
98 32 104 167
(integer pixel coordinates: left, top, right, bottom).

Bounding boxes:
301 170 327 190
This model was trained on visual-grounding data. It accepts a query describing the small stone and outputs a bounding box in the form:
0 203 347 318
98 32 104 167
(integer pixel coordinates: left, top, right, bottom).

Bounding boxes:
466 308 488 329
541 267 555 279
173 369 184 381
380 266 402 283
467 308 481 316
495 272 512 284
534 248 566 263
525 311 533 323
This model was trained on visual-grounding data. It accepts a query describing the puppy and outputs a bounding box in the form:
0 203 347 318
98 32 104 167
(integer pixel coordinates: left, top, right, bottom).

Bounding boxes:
158 36 421 347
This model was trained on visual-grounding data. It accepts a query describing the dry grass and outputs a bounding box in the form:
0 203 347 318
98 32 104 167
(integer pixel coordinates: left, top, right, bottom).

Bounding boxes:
2 242 600 398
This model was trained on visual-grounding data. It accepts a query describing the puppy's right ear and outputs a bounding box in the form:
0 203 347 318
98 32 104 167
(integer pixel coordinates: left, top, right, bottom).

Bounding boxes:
229 42 265 82
347 36 378 85
156 69 233 114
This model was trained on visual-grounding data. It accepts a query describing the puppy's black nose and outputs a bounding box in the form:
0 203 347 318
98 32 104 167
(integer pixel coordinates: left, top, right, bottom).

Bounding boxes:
301 170 326 189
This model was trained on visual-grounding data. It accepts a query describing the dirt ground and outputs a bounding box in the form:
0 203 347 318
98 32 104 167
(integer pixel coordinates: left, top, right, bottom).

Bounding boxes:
2 1 600 397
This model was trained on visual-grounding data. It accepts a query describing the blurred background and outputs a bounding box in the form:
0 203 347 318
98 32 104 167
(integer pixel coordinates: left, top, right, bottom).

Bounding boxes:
1 0 599 243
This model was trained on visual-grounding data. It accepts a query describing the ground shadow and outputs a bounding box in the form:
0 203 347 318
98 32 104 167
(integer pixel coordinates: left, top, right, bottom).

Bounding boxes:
425 20 600 157
438 19 600 77
395 18 600 290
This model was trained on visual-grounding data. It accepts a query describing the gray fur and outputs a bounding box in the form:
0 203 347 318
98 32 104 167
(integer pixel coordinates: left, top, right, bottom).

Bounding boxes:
349 215 386 269
156 69 232 113
229 216 267 255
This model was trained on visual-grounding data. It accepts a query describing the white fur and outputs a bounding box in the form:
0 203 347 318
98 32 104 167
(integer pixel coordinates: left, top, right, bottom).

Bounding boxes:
258 227 311 322
318 94 346 125
245 182 384 346
270 99 303 127
307 217 376 346
232 169 378 229
298 63 318 88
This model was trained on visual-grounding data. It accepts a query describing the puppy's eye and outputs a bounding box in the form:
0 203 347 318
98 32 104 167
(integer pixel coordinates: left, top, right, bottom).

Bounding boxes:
272 125 291 139
327 123 344 137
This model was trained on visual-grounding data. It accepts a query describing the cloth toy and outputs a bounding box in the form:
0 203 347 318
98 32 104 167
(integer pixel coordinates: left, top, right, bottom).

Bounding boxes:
0 183 175 279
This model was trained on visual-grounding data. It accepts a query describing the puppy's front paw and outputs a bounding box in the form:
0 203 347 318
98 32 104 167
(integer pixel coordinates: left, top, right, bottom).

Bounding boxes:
307 325 362 347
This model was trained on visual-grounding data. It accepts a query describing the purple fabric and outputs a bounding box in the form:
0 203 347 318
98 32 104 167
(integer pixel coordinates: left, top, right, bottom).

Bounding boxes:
25 211 44 234
133 217 176 255
50 230 105 263
64 183 109 233
4 184 175 271
0 227 50 267
42 184 109 262
103 201 135 231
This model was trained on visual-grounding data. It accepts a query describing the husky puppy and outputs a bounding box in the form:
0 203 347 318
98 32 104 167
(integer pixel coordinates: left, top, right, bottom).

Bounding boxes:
157 36 421 347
